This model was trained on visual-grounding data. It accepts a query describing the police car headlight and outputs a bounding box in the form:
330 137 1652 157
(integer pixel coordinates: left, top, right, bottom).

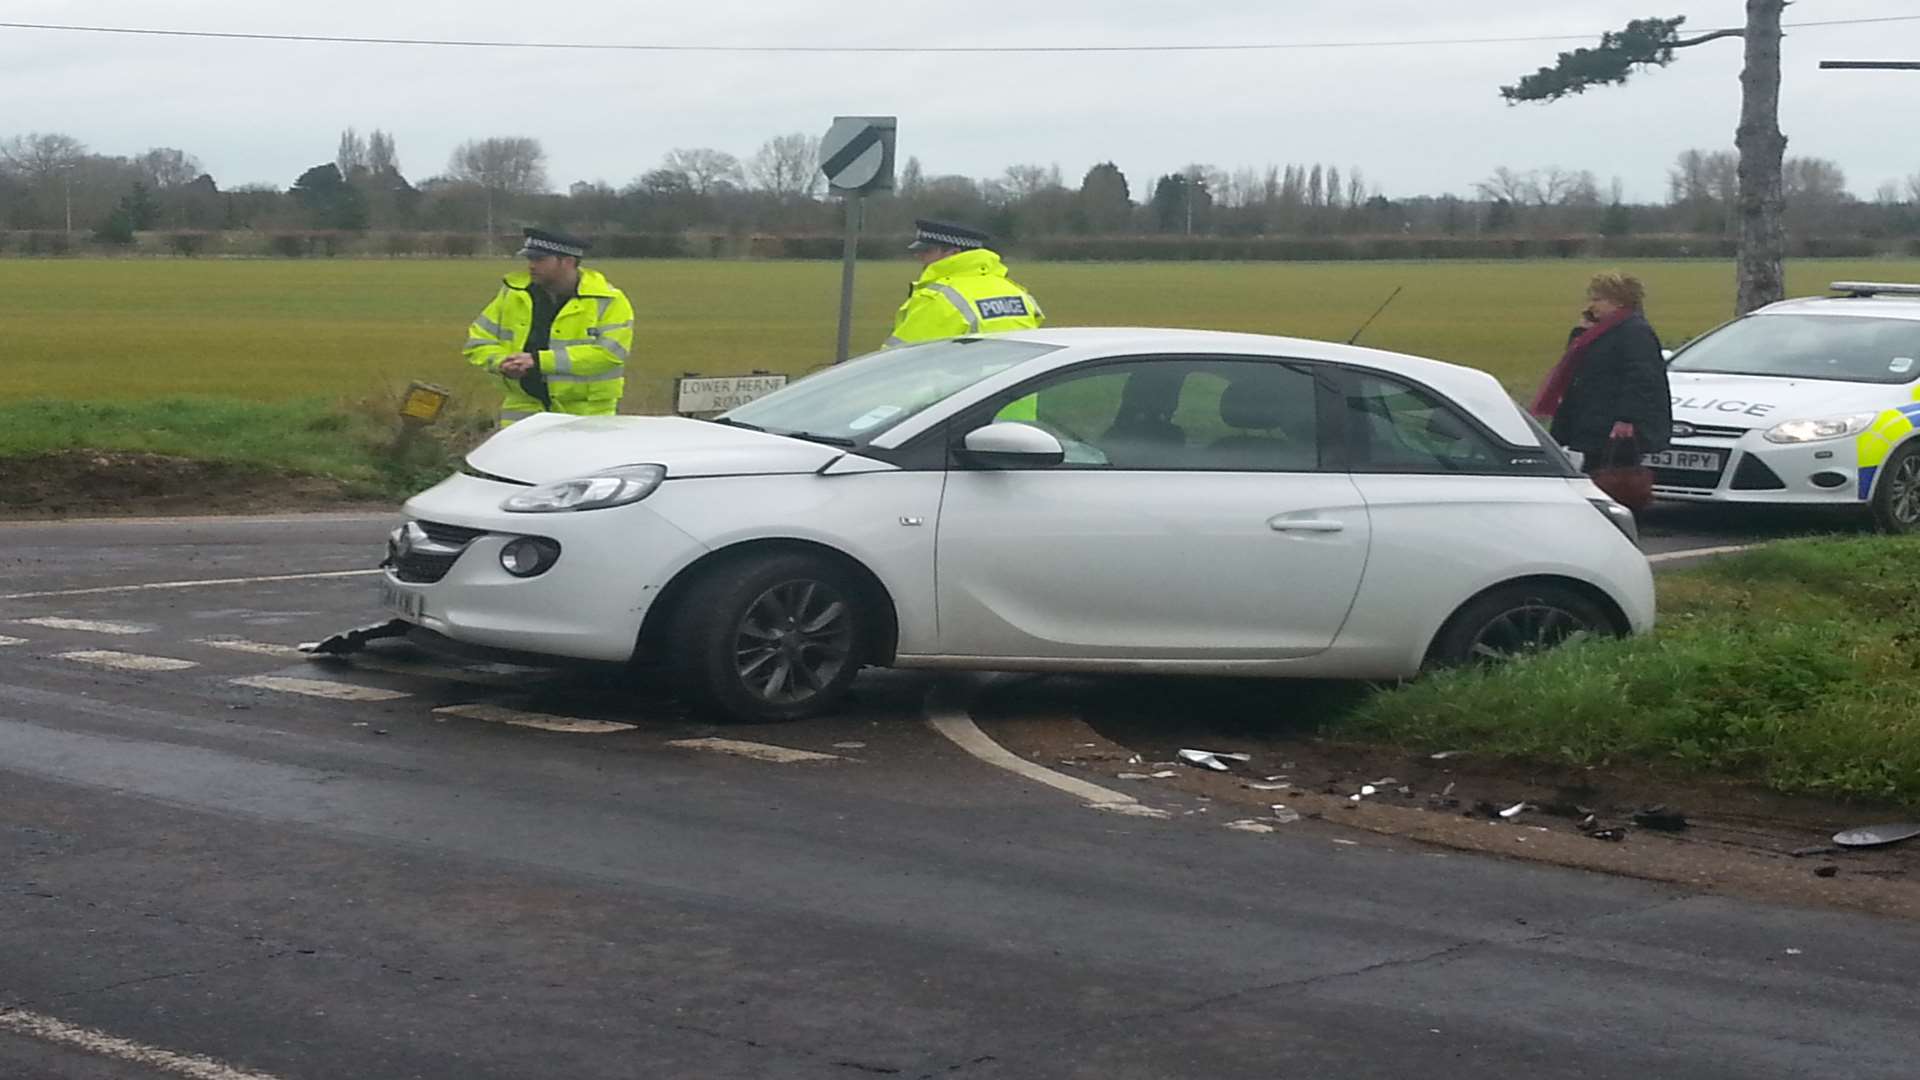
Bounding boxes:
500 464 666 513
1762 413 1877 444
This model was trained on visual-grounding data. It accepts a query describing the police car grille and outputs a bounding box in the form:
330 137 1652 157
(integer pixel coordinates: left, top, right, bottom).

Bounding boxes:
1686 423 1749 439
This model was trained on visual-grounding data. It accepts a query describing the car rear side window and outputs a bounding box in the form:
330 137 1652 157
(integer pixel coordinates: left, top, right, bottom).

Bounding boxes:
1343 373 1542 474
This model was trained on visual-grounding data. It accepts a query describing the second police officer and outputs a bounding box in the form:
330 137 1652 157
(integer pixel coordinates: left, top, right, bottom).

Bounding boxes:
884 219 1044 347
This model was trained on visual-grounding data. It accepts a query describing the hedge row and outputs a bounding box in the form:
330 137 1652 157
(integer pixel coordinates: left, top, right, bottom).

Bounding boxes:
0 229 1911 261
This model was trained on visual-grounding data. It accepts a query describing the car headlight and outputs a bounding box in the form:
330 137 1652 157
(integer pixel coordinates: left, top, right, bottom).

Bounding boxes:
500 464 666 513
1761 413 1878 444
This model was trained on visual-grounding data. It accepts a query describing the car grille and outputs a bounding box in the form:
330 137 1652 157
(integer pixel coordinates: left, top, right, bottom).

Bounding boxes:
1681 423 1749 439
388 520 487 584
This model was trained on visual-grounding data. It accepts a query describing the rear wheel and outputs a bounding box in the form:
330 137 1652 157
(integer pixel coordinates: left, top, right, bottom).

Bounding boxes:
1870 442 1920 533
1426 583 1616 669
670 553 864 722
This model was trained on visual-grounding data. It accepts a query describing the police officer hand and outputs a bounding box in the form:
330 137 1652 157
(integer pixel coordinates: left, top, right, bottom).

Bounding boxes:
500 353 535 377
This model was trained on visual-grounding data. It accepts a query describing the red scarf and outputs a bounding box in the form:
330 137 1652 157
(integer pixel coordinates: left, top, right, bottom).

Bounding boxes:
1530 306 1635 418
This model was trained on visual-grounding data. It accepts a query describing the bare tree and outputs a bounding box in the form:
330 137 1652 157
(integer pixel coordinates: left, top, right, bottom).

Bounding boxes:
662 148 743 195
135 147 201 189
367 130 400 178
747 134 820 198
1002 163 1063 200
336 128 368 178
1 132 88 236
1475 167 1539 205
1907 172 1920 205
1500 2 1786 314
447 136 549 242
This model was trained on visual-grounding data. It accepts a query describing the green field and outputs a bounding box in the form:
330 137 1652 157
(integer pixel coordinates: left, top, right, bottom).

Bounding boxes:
12 257 1920 415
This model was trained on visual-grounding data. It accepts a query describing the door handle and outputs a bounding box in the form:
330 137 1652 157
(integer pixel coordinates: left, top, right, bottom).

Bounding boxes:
1268 517 1345 533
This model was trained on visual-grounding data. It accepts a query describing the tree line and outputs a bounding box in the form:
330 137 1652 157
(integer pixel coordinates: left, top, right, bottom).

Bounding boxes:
3 127 1919 250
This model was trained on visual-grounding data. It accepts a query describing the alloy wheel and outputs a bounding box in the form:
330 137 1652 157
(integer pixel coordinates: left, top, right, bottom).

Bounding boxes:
1465 602 1595 662
731 578 854 705
1887 455 1920 526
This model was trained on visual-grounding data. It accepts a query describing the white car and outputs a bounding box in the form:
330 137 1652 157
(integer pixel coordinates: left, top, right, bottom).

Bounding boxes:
382 329 1654 721
1657 281 1920 530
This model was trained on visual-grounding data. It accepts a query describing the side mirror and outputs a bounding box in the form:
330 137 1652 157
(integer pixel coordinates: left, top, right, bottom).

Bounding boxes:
959 421 1065 467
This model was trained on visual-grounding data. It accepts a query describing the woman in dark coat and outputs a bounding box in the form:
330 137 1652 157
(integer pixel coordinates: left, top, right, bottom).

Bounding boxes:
1533 271 1673 470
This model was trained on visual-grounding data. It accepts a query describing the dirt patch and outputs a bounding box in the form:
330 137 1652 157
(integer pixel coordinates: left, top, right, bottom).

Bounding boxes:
0 451 392 520
974 673 1920 919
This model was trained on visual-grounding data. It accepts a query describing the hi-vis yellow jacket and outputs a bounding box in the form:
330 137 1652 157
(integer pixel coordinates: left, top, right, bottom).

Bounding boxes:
463 268 634 425
884 249 1044 348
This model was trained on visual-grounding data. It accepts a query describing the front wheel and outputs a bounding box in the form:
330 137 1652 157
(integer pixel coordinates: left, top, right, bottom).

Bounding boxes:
670 553 864 722
1426 583 1616 669
1870 442 1920 533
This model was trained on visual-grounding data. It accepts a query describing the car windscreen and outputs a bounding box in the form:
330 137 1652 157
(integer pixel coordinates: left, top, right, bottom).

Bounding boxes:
1670 313 1920 385
719 338 1062 442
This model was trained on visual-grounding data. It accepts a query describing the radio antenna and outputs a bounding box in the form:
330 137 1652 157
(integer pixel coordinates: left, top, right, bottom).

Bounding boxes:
1347 286 1403 345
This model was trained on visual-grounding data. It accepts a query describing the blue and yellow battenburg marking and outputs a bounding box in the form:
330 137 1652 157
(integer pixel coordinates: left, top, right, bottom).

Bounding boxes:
1854 388 1920 499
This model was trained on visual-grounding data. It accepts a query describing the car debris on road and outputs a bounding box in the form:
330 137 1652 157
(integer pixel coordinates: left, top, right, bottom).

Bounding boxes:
1178 748 1251 772
1832 823 1920 849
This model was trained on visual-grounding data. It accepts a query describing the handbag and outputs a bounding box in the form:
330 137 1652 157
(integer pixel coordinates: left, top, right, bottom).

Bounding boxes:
1588 438 1654 511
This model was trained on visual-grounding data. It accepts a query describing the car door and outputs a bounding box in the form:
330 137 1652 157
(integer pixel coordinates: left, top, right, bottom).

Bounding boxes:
932 357 1372 660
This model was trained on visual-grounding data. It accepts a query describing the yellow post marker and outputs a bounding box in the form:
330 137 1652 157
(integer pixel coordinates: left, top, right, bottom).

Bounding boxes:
399 382 451 425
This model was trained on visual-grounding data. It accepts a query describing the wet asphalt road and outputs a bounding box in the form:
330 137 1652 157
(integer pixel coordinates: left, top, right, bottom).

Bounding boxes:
1 509 1915 1080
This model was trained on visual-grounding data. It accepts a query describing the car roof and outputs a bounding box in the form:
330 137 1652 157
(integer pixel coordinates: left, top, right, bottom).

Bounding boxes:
982 327 1537 444
1753 294 1920 322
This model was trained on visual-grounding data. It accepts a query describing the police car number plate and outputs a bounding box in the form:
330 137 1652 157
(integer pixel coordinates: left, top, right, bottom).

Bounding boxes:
1643 449 1721 472
380 580 425 621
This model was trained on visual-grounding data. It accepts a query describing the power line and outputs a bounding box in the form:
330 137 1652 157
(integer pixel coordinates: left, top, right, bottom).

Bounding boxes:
0 14 1915 55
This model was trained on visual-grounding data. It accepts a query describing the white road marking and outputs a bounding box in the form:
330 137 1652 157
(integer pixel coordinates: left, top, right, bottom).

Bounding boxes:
924 681 1168 818
58 650 199 672
15 616 150 635
1647 543 1761 564
230 675 409 702
195 637 304 658
666 737 841 763
0 1007 285 1080
434 703 636 734
0 568 381 601
0 635 24 646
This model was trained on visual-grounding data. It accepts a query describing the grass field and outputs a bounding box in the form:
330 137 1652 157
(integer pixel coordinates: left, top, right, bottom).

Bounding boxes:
11 257 1920 417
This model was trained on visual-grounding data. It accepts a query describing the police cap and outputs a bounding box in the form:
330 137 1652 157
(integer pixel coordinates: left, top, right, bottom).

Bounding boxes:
907 219 990 252
517 227 590 260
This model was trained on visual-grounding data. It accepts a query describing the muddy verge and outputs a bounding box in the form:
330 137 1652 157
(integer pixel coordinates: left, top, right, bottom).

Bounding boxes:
0 451 392 520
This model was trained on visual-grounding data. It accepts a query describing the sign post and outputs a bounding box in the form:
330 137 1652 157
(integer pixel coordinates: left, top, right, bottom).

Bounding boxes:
818 115 896 363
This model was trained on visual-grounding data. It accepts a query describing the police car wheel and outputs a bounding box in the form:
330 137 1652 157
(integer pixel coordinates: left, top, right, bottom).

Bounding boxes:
1425 583 1616 669
1870 443 1920 533
670 552 863 722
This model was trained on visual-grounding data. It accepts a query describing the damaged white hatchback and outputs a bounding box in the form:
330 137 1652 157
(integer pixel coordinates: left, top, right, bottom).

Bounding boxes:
372 329 1654 721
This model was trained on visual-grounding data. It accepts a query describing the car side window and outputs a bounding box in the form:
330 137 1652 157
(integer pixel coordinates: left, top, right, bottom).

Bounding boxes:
967 359 1323 471
1343 373 1503 473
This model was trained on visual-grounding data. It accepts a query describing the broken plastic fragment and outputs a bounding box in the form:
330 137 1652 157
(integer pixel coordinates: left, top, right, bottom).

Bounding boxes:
1429 750 1467 760
1225 819 1276 834
1150 770 1178 779
1832 822 1920 848
1271 805 1302 824
1116 772 1152 780
1499 802 1528 819
1360 785 1377 796
1177 748 1245 771
1244 782 1290 791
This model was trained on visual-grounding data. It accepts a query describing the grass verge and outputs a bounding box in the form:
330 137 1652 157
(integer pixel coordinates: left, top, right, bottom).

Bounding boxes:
0 395 494 502
1341 535 1920 803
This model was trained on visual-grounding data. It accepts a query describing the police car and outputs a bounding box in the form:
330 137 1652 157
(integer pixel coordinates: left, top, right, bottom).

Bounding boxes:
1656 281 1920 531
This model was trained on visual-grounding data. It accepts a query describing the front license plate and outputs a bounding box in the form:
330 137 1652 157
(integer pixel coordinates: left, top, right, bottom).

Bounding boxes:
380 580 425 621
1644 449 1722 472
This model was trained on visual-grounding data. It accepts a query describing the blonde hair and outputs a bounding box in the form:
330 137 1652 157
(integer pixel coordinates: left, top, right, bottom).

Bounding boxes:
1588 271 1646 310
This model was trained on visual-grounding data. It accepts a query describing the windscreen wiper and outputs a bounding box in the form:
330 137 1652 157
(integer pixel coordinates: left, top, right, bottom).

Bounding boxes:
704 416 767 432
777 430 857 447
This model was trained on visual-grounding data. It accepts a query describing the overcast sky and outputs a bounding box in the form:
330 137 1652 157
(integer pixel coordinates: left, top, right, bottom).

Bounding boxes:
2 0 1916 203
